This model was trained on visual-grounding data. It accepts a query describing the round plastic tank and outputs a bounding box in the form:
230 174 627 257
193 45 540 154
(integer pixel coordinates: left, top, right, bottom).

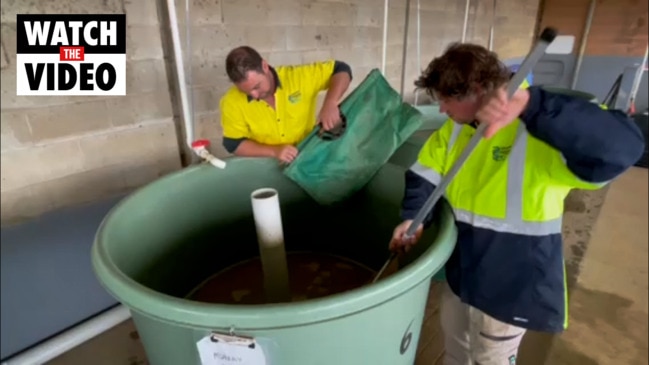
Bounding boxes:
92 157 457 365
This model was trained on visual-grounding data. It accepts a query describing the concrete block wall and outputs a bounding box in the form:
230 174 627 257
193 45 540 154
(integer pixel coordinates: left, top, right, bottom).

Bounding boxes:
0 0 182 225
394 0 540 105
1 0 540 225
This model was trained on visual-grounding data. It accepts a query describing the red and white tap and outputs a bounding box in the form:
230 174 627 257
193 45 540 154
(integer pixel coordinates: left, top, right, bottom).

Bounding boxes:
191 139 227 169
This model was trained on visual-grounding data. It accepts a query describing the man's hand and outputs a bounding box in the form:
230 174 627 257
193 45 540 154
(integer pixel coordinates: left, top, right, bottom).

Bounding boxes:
476 87 530 139
389 220 424 254
272 144 299 164
318 101 342 131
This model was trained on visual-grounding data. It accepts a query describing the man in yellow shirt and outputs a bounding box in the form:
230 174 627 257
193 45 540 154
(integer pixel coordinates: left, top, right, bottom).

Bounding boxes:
220 46 353 164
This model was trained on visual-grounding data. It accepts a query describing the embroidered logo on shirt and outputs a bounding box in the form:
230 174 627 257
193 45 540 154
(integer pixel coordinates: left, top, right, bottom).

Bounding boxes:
492 145 512 161
509 355 517 364
288 91 301 104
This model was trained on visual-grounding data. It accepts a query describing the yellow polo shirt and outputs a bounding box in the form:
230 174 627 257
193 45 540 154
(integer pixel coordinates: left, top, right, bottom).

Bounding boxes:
220 60 336 149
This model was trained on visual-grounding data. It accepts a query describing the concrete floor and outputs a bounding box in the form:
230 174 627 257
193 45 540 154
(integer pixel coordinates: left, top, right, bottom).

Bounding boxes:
544 167 648 365
46 167 648 365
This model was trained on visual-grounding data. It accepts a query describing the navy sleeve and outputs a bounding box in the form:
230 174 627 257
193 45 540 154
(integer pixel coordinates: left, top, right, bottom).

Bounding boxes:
222 137 245 153
333 60 353 81
520 86 646 183
401 170 436 228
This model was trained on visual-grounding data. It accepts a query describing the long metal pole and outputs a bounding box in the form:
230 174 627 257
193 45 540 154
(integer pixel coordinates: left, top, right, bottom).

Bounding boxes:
399 0 412 98
571 0 596 90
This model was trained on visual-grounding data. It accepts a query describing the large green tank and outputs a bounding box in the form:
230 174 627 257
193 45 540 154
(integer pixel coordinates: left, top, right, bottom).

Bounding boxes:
92 157 457 365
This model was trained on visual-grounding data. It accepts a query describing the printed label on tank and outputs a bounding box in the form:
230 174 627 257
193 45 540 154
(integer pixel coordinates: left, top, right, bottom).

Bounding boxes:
197 332 267 365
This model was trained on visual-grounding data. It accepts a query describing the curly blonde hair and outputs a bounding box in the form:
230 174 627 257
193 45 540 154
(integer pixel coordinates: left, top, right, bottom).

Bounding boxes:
415 42 511 100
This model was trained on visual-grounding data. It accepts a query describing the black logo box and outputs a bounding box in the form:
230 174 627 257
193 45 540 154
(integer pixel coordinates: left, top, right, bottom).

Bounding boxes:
16 14 126 54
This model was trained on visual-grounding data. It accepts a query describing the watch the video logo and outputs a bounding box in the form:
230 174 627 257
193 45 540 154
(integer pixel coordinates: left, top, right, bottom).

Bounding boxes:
16 14 126 96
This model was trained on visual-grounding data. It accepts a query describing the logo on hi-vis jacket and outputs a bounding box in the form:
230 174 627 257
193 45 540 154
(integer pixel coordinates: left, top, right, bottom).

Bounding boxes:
492 145 512 161
16 14 126 96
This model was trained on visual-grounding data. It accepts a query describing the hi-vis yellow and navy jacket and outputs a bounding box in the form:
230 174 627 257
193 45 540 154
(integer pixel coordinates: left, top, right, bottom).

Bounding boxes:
402 86 645 333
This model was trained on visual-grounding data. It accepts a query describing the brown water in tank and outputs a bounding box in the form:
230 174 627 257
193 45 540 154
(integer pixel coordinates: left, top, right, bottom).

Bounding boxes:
187 252 377 304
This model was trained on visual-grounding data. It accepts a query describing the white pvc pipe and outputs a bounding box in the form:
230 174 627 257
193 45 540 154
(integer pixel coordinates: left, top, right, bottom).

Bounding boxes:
183 0 196 127
381 0 389 75
2 305 131 365
461 0 471 43
250 188 291 303
628 44 649 111
166 0 195 153
488 0 497 51
571 0 596 90
414 0 421 106
399 0 412 98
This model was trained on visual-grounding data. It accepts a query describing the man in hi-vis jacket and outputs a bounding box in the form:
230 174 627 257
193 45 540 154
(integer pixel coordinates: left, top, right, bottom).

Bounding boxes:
390 42 645 365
